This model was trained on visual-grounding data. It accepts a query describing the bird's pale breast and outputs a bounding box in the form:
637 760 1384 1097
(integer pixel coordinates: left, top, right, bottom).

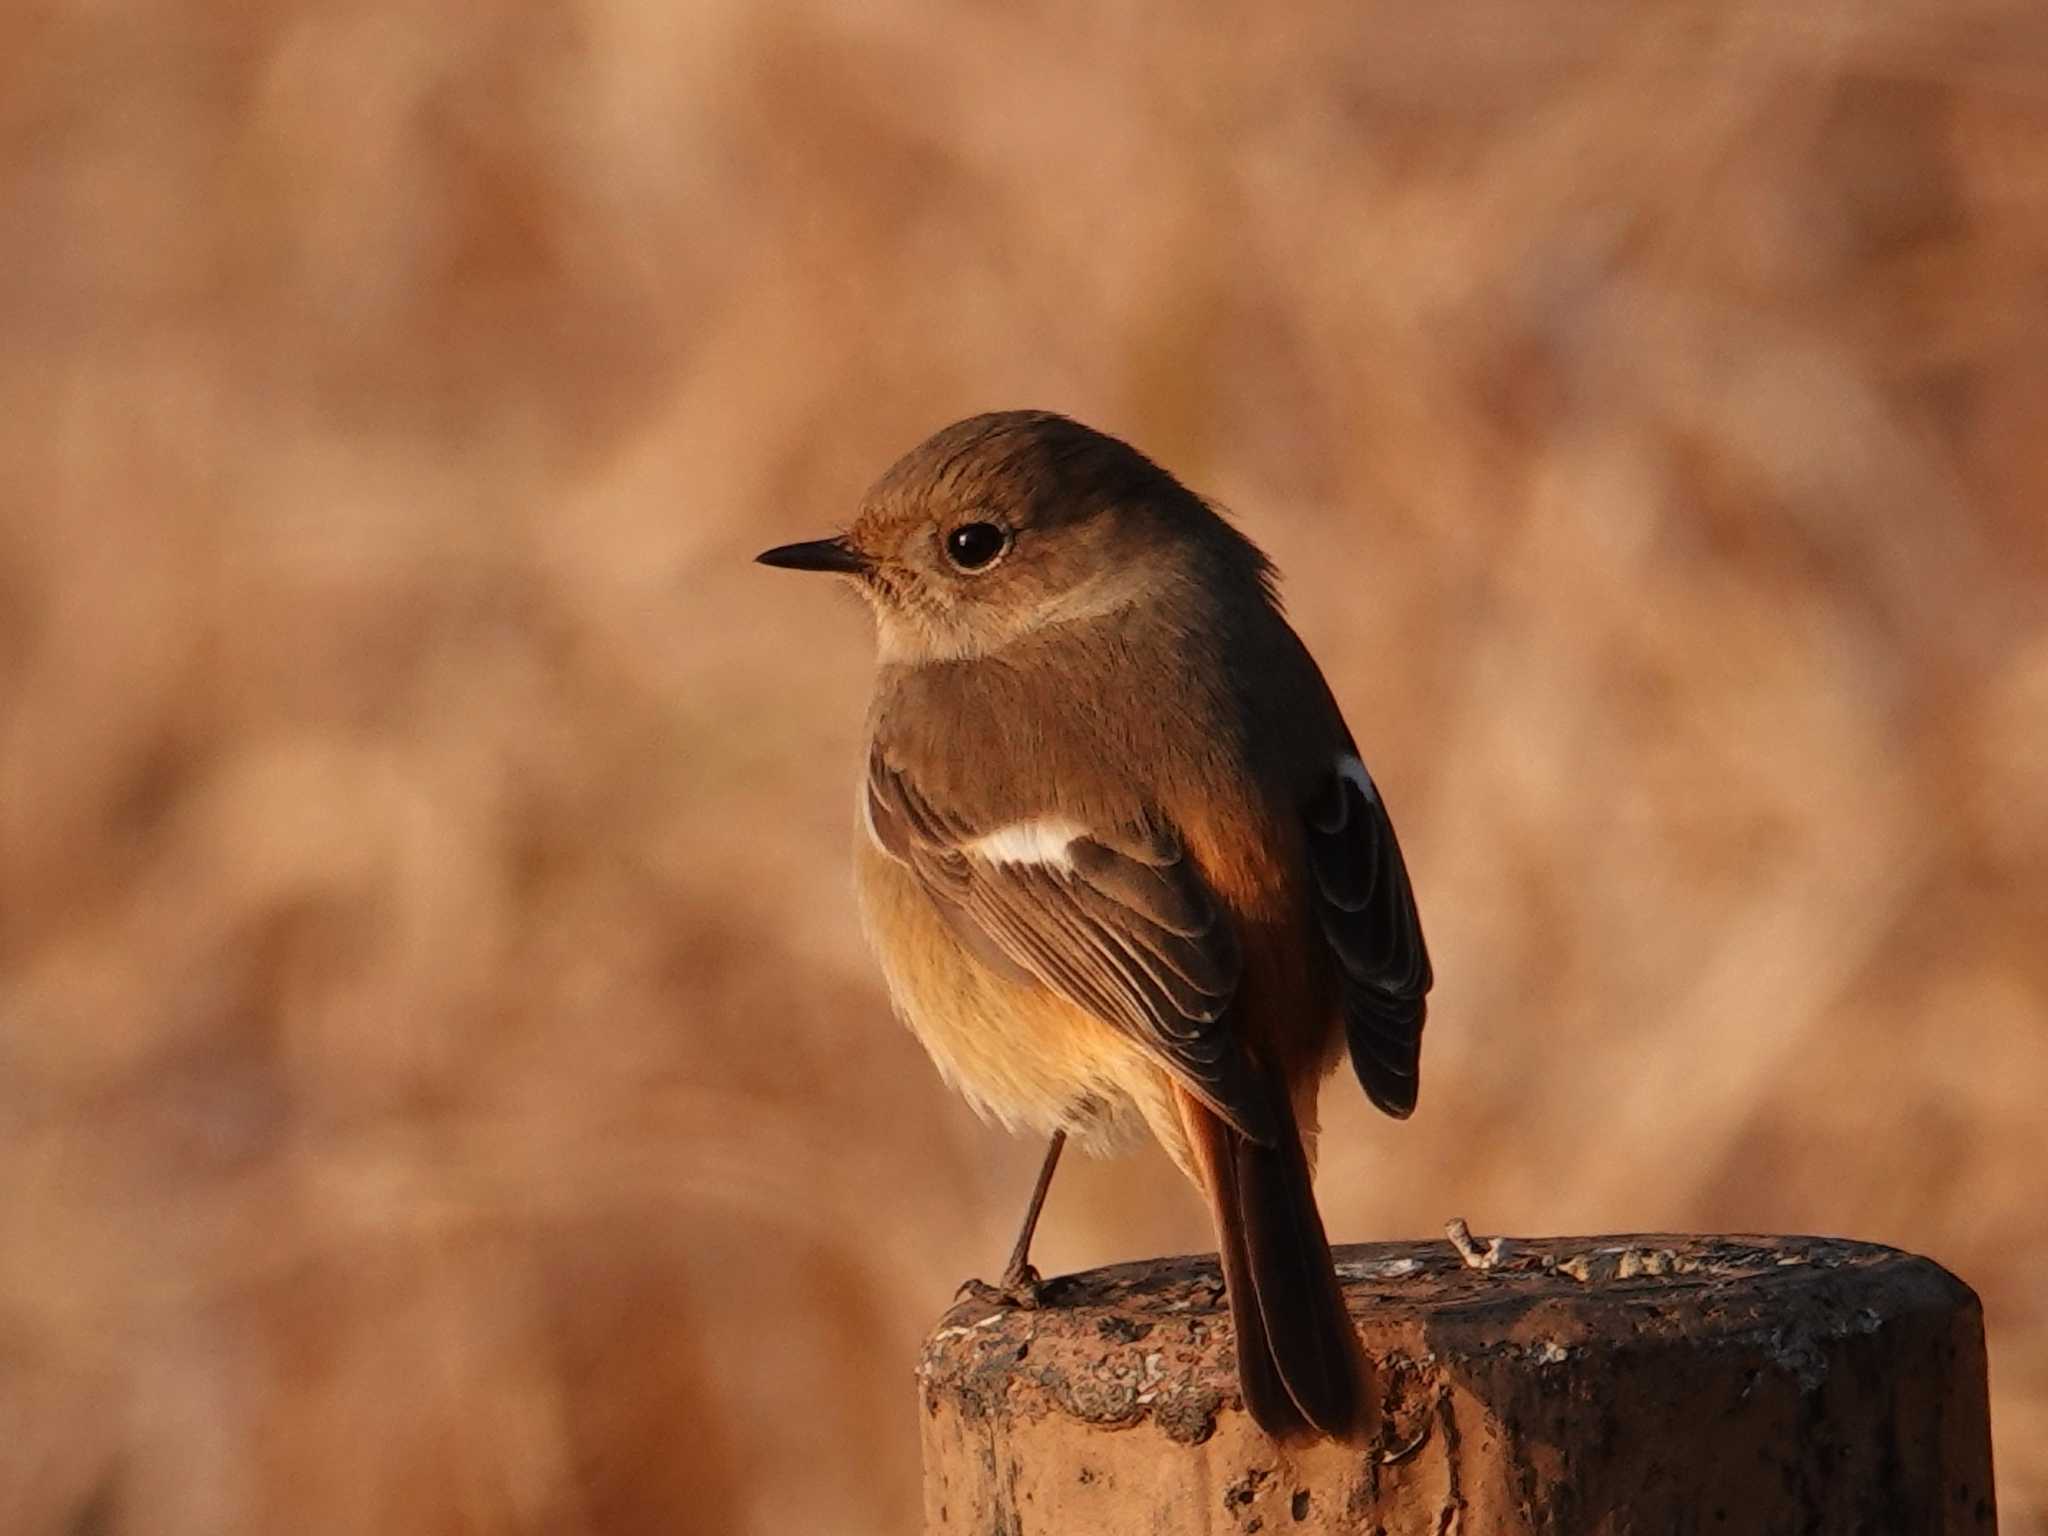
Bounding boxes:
852 821 1187 1164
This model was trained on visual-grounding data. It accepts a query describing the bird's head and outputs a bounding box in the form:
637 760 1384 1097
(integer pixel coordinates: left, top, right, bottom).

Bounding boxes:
757 411 1269 663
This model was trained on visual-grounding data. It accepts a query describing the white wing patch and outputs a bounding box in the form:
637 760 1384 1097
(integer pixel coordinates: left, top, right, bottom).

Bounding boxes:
858 778 888 853
966 817 1084 872
1337 753 1381 805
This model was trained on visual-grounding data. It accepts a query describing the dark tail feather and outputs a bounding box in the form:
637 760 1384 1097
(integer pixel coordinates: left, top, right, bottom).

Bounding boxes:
1181 1088 1375 1443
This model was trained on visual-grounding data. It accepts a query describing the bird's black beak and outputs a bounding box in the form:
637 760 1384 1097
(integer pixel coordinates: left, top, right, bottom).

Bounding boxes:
755 536 868 575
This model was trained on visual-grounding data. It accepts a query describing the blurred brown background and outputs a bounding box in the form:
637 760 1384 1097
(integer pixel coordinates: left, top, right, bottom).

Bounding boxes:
3 2 2045 1532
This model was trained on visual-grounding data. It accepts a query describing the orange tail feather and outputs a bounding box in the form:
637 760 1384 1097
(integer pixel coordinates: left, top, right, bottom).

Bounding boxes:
1179 1085 1376 1443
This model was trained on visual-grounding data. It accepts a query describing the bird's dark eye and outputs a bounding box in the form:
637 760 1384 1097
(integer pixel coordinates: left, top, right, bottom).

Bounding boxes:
943 521 1009 572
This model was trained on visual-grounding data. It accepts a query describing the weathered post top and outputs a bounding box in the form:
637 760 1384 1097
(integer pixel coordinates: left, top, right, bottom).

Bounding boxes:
919 1233 1996 1534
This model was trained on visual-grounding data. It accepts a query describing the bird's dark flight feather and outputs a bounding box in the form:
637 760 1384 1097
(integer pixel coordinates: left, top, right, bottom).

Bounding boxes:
1304 760 1432 1118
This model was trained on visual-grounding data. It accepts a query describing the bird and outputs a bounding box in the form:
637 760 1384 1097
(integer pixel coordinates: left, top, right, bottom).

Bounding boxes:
756 410 1431 1442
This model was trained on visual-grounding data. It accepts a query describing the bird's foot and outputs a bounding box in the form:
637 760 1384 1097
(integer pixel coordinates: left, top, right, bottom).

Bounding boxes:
1445 1217 1507 1271
955 1263 1048 1310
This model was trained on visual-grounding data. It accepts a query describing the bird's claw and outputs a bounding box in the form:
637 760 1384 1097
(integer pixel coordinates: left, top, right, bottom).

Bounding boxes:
955 1264 1047 1310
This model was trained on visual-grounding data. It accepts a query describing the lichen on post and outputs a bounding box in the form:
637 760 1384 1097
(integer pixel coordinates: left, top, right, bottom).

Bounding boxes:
918 1234 1996 1534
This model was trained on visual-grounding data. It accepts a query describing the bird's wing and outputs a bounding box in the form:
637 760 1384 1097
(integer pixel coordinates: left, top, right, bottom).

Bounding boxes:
866 745 1275 1144
1303 753 1432 1118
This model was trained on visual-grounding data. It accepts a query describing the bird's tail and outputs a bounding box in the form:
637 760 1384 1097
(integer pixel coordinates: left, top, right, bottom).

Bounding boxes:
1179 1084 1376 1443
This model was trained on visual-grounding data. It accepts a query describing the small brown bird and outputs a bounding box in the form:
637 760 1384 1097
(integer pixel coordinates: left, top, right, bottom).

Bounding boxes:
758 411 1430 1442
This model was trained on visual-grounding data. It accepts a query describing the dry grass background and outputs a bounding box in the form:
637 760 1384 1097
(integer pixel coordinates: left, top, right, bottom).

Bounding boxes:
1 1 2045 1531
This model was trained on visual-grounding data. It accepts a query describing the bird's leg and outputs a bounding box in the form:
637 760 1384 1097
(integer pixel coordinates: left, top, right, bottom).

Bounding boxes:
957 1132 1067 1309
998 1130 1066 1295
